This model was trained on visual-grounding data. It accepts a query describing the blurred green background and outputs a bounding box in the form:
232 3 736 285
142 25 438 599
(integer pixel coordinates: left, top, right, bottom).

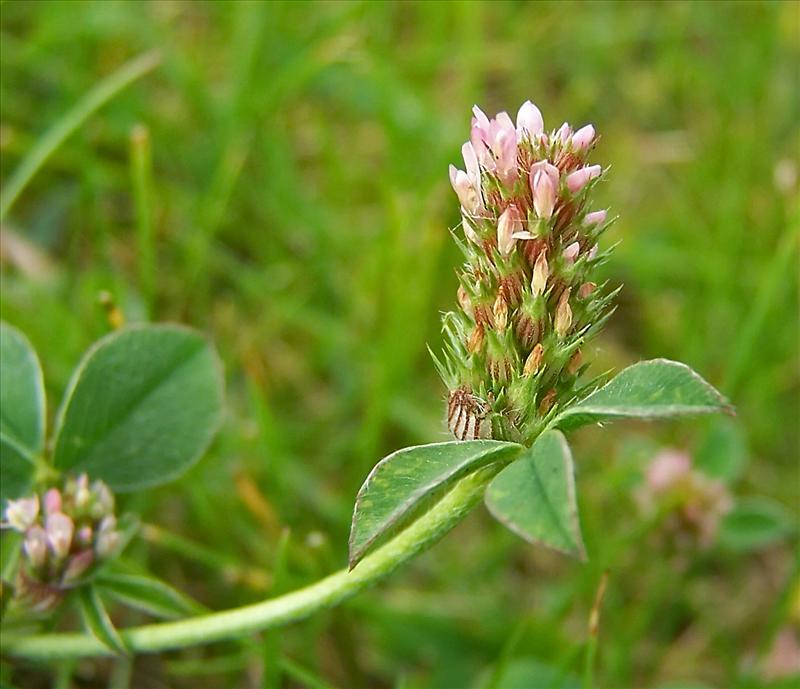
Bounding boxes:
1 1 798 687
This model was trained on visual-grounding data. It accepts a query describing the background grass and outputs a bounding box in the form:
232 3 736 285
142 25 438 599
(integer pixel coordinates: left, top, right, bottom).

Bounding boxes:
1 1 798 687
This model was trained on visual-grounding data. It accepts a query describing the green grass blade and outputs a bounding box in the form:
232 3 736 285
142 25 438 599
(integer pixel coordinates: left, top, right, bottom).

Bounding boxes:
0 50 161 221
129 124 156 318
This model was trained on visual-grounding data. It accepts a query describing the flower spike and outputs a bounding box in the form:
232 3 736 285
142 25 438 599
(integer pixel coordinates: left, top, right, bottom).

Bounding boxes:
440 100 615 443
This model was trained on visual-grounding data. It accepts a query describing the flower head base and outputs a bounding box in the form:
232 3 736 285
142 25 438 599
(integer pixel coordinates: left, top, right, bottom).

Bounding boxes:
3 474 123 611
438 100 615 442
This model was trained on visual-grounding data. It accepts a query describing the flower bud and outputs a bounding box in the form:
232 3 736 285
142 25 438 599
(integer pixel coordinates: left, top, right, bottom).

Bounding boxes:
555 289 573 338
566 165 602 194
497 205 522 257
43 489 62 516
531 251 549 297
62 550 94 583
493 293 509 331
96 522 121 559
46 513 74 560
90 480 114 519
567 350 582 375
583 209 607 226
449 165 480 213
578 282 597 299
74 474 91 510
556 122 572 144
523 343 544 376
462 214 481 246
5 496 39 532
23 525 48 569
471 105 490 132
563 241 580 263
76 525 93 547
539 388 557 415
472 109 518 185
457 286 473 318
529 161 559 219
461 141 480 181
516 100 544 139
571 124 595 151
467 325 484 354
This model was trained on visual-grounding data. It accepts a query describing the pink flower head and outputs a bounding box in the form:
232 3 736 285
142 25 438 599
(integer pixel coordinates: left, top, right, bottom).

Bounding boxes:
647 450 691 492
516 100 544 140
571 124 595 151
566 164 602 194
563 241 580 263
529 160 560 219
583 209 607 226
471 107 518 185
497 205 523 257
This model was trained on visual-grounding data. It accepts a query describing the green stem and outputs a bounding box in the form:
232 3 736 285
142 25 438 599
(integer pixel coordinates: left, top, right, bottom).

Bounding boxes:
4 466 497 660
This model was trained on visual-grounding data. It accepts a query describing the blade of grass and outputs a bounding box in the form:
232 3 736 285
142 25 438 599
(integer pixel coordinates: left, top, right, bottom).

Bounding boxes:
723 217 799 395
263 529 291 689
129 124 155 318
0 50 161 221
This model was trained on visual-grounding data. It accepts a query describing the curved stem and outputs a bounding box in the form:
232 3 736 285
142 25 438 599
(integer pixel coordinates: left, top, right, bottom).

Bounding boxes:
4 466 498 660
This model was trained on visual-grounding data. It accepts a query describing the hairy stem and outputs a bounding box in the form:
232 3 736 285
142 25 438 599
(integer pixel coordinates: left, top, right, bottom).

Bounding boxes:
4 466 498 660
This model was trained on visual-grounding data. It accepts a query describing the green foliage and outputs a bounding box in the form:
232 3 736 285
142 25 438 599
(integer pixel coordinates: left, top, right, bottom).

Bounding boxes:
718 497 796 552
349 440 522 568
96 571 205 620
0 322 45 500
695 418 748 482
77 584 129 656
53 325 224 491
557 359 732 430
485 431 585 559
484 657 580 689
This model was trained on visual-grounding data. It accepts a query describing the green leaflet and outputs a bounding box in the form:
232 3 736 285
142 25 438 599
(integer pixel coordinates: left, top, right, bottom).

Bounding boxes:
77 584 129 656
556 359 732 430
349 440 523 568
718 498 796 552
0 322 45 501
97 571 205 620
485 430 585 559
52 324 224 491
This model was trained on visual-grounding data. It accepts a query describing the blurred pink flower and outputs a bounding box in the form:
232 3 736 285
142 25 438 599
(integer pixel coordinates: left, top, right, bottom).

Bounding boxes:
647 450 691 492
